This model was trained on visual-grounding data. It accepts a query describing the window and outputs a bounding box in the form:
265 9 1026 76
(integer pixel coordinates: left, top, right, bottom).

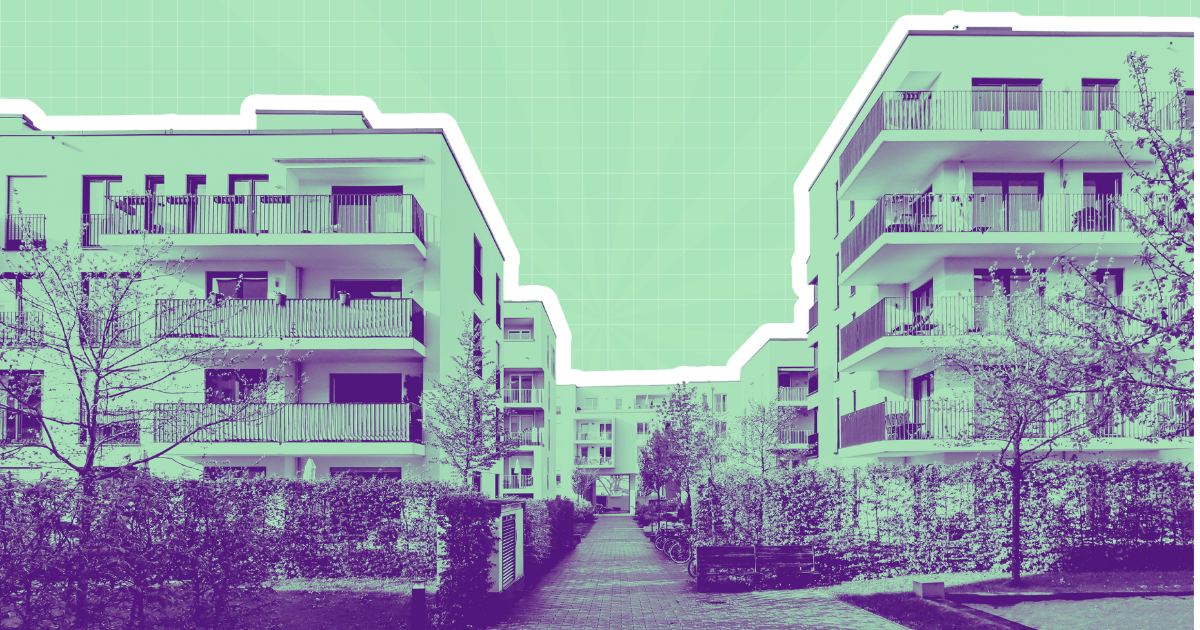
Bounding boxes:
1082 79 1120 130
473 236 484 303
849 286 856 297
556 406 561 415
714 394 726 413
583 398 598 411
331 373 404 403
496 275 502 327
472 314 483 378
834 326 840 379
971 78 1043 130
202 466 266 479
496 342 501 391
972 172 1046 232
835 256 841 305
702 393 708 409
330 467 402 479
504 318 534 340
713 421 727 438
913 372 934 401
637 422 650 435
207 271 269 299
330 279 403 299
6 176 50 251
205 369 266 404
615 398 622 410
634 395 665 409
82 175 122 247
834 181 839 237
1 370 42 443
0 273 29 313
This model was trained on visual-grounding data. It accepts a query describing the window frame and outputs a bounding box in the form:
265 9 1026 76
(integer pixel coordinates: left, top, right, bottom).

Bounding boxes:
473 236 484 304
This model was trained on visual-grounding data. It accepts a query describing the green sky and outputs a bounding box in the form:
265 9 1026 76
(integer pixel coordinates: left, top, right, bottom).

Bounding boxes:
0 0 1192 371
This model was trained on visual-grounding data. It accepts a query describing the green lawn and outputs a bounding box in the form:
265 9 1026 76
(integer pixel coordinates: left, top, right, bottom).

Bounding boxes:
254 578 415 630
836 593 1000 630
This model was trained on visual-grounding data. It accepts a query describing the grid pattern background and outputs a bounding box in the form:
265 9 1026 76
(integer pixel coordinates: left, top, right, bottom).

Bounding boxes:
0 0 1191 371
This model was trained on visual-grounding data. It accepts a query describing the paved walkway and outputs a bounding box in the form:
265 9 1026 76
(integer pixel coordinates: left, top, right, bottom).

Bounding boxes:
489 514 909 630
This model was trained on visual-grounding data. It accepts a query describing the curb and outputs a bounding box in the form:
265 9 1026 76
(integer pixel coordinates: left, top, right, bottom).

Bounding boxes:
948 590 1194 605
928 598 1038 630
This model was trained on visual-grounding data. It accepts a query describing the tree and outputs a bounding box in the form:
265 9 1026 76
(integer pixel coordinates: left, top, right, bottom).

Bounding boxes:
570 466 600 504
637 430 671 501
420 314 516 488
930 286 1183 584
0 237 297 481
728 400 792 477
651 383 710 509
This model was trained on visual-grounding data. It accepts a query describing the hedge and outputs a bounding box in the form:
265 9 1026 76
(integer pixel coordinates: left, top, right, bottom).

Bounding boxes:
0 471 465 629
692 460 1193 584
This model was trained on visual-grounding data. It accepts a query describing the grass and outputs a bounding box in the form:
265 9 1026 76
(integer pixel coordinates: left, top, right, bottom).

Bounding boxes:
252 578 415 630
836 593 1001 630
947 570 1193 594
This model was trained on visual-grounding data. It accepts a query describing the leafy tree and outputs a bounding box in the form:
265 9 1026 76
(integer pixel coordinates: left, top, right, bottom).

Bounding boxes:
636 430 671 501
570 466 600 504
651 383 711 509
421 315 516 488
728 400 792 476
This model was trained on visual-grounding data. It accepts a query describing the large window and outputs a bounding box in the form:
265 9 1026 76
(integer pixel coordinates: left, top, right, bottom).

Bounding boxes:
496 275 501 327
971 78 1043 130
205 369 266 404
972 172 1045 232
331 373 404 403
472 314 483 378
330 279 402 299
82 175 122 247
206 271 268 299
473 236 484 303
6 176 49 251
1 370 42 443
1082 79 1120 130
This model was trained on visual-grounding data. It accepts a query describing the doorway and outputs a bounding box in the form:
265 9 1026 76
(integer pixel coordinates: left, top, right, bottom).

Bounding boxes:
330 185 404 233
972 172 1044 232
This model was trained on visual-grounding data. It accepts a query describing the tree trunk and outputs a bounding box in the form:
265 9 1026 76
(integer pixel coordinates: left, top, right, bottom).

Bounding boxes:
1009 462 1025 586
73 470 97 629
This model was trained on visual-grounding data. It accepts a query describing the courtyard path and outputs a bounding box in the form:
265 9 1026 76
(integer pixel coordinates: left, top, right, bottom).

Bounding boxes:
488 514 909 630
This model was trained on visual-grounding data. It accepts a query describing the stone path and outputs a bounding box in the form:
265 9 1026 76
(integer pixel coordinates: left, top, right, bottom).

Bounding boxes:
489 514 909 630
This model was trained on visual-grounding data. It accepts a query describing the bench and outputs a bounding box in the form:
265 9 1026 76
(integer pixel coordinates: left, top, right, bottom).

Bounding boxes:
696 545 816 591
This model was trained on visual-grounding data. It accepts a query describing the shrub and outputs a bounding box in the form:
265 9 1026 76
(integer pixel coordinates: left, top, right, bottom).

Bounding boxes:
433 494 496 630
574 503 596 523
547 498 576 555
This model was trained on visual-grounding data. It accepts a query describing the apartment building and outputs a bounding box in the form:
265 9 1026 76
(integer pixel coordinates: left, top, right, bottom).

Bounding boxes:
495 300 559 499
805 27 1194 465
0 106 514 482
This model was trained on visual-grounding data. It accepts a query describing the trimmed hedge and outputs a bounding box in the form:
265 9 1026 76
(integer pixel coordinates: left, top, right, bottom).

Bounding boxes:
523 497 575 578
432 495 497 630
693 461 1193 583
0 471 465 629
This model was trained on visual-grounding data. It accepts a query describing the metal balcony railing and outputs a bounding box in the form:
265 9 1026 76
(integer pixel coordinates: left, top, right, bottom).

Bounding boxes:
91 194 426 246
778 386 809 403
81 310 141 348
152 403 415 443
508 428 543 446
777 429 813 445
840 398 1193 449
502 474 535 489
808 302 819 332
0 312 44 346
0 411 42 445
839 90 1188 184
155 298 424 343
5 215 46 251
503 388 545 405
574 456 613 466
839 193 1183 274
576 430 613 441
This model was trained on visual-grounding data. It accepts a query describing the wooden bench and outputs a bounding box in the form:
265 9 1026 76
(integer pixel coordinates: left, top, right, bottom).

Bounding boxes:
696 545 816 591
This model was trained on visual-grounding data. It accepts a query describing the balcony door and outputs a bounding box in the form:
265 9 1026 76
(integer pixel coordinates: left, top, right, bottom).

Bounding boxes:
330 185 404 234
912 371 934 433
508 374 533 403
508 413 534 441
911 280 933 328
206 271 269 300
229 175 269 234
971 78 1043 130
1078 173 1122 232
6 176 49 251
972 173 1044 232
205 369 266 404
330 373 404 404
1 370 42 443
1082 79 1119 130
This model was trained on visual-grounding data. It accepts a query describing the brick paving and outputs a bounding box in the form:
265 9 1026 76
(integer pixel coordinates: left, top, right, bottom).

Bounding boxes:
489 514 910 630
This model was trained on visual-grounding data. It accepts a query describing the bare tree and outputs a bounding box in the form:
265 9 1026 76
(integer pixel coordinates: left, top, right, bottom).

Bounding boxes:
420 314 516 488
571 466 601 504
0 236 298 483
653 383 710 509
728 400 791 477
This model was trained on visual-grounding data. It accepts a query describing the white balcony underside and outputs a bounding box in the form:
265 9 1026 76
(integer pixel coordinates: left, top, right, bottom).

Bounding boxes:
840 234 1147 287
838 437 1193 460
171 338 427 361
840 130 1153 200
162 441 427 457
839 336 949 373
97 233 427 266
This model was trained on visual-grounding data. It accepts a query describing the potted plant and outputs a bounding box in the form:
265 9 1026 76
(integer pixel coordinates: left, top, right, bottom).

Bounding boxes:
338 291 351 306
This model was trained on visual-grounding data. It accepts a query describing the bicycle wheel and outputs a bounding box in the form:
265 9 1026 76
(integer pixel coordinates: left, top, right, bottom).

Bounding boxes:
671 540 691 564
687 552 698 577
654 533 669 551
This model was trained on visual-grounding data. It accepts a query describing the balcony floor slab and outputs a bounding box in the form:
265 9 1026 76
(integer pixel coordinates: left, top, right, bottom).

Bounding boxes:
160 441 427 457
98 233 427 266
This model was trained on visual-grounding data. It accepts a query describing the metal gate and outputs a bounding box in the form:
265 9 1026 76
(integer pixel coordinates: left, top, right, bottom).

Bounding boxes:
501 513 517 589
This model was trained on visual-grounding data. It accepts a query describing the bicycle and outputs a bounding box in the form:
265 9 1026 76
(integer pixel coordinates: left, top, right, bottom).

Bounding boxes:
665 535 691 563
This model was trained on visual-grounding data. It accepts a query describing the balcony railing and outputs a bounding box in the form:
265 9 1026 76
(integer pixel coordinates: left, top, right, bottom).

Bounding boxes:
840 398 1193 449
502 474 535 489
808 302 818 332
0 312 44 346
152 403 416 443
81 310 141 348
839 90 1187 184
1 411 43 445
778 386 809 403
778 428 813 445
574 456 613 466
508 428 543 446
576 430 613 441
155 298 424 343
503 388 545 405
5 215 46 251
93 194 426 245
839 193 1183 274
808 369 819 395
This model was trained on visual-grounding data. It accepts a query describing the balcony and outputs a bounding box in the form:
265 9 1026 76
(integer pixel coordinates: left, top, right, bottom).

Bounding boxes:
152 402 424 456
81 310 141 348
778 386 809 404
839 90 1184 195
89 194 427 265
575 430 613 442
503 387 545 406
574 456 613 467
0 411 42 445
840 398 1193 453
777 429 814 446
0 312 44 347
808 302 818 332
4 215 46 251
502 474 535 490
508 428 544 447
155 298 425 358
839 193 1181 285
